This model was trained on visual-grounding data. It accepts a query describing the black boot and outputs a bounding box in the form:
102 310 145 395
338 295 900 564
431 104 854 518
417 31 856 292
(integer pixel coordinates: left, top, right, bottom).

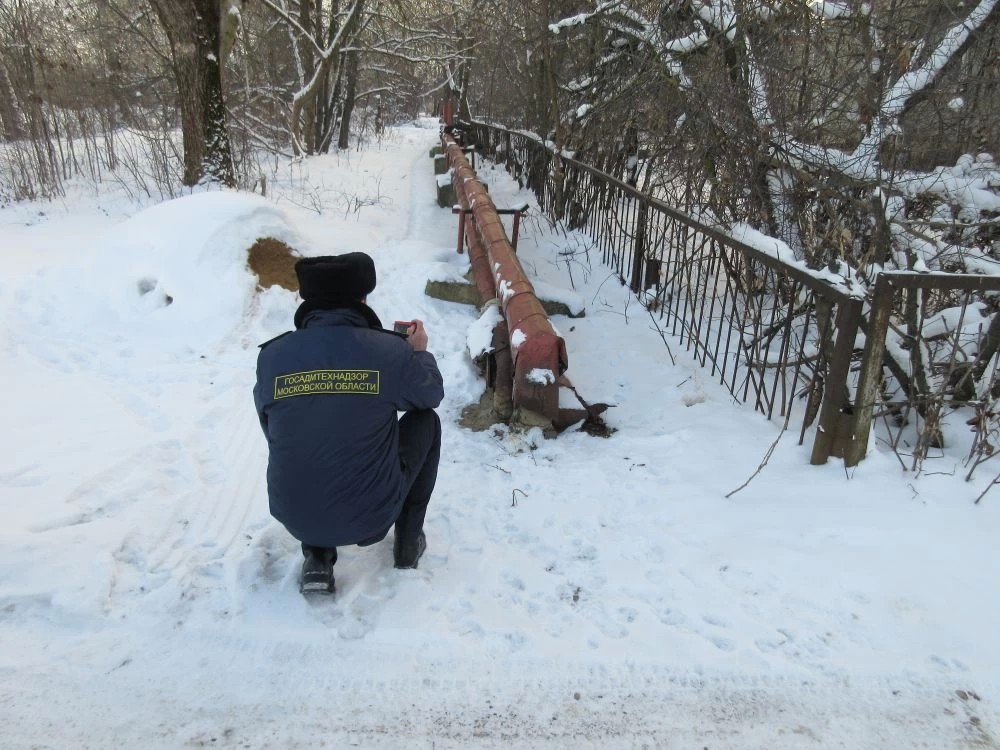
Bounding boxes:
300 546 335 595
393 531 426 569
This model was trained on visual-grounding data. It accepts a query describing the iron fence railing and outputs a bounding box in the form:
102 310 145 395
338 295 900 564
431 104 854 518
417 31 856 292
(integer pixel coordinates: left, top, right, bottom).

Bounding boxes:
462 120 1000 469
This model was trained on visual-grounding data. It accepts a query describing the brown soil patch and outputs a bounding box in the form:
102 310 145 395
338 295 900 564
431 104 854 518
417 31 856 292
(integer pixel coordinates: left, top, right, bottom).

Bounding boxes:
459 388 504 432
248 237 299 291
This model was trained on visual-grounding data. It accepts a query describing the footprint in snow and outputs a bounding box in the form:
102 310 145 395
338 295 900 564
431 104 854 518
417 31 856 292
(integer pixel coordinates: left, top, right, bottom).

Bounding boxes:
708 635 736 652
501 572 525 591
300 571 400 640
702 613 729 628
655 606 688 628
237 524 297 590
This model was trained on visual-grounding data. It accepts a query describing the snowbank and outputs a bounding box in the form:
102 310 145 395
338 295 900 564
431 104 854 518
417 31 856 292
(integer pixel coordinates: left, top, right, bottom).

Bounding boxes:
20 191 300 357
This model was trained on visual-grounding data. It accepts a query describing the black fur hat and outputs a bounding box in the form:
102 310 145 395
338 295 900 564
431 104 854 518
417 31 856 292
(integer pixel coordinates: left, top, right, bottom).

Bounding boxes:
295 253 376 301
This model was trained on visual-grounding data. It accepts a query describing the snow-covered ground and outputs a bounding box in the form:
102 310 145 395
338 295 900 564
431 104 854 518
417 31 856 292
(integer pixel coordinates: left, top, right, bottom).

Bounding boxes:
1 121 998 748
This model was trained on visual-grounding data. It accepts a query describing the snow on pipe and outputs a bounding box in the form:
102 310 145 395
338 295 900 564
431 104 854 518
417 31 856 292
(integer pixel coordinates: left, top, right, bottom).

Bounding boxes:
443 133 568 423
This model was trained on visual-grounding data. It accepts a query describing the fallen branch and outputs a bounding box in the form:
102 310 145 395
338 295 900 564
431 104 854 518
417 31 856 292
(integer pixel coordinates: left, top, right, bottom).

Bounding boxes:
975 470 1000 505
725 426 785 499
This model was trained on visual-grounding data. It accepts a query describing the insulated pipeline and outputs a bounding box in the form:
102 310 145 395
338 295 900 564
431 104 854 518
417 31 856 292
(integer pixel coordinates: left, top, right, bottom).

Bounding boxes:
442 133 568 421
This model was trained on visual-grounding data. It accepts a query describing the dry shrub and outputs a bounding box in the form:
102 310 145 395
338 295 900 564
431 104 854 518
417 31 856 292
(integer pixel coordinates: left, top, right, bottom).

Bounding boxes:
248 237 299 291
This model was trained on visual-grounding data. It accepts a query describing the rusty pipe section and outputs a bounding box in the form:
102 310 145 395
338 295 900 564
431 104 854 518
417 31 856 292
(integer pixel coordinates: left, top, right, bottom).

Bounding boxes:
451 172 496 306
442 133 568 422
448 141 514 419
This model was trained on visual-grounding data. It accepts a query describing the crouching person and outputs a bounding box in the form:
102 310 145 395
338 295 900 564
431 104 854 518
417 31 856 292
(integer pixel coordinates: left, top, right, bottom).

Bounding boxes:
253 252 444 595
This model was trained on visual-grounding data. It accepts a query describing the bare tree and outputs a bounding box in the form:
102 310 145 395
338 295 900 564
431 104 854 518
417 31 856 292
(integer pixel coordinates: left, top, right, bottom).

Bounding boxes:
458 0 573 134
547 0 999 274
0 58 24 139
0 0 476 198
257 0 368 155
148 0 243 186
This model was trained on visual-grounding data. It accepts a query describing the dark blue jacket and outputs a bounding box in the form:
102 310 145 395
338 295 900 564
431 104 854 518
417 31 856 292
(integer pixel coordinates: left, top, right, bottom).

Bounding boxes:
253 307 444 547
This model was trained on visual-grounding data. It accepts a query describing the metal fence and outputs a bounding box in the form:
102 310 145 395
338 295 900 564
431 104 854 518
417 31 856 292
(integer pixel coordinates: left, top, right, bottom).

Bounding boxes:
858 273 1000 471
462 120 1000 468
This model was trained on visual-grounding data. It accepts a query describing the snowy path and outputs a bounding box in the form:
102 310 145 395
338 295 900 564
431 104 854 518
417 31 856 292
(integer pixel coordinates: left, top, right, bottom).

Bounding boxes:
5 644 991 748
1 124 999 748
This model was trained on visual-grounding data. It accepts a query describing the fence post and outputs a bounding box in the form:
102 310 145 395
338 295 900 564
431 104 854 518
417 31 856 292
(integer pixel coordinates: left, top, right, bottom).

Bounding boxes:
630 203 648 293
644 257 661 291
456 210 466 254
844 275 893 466
810 297 863 465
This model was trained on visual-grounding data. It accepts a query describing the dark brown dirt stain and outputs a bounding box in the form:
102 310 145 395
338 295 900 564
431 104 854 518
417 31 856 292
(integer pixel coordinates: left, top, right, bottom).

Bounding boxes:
247 237 299 291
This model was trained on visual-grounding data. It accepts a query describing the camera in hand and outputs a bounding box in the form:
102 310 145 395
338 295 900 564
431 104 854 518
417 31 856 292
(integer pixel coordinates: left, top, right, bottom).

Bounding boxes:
393 320 414 337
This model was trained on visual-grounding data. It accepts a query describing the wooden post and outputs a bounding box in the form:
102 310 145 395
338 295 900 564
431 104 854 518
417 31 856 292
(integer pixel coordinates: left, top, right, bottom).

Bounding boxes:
845 275 894 466
810 298 863 465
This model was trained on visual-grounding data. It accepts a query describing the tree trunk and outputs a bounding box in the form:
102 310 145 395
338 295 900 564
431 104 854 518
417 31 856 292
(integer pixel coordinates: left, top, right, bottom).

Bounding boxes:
714 27 776 235
314 0 335 151
149 0 236 187
289 0 365 156
299 0 318 154
104 46 135 129
319 64 344 154
456 54 473 123
337 50 358 150
0 61 26 140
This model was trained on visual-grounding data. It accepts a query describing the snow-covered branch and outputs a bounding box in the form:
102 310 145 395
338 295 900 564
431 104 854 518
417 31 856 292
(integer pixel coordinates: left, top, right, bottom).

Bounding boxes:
552 0 999 227
881 0 997 121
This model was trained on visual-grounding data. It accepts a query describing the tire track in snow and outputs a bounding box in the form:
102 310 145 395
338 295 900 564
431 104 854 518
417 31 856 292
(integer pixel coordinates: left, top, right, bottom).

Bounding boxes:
5 642 996 749
13 437 204 620
192 400 263 558
142 390 264 606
